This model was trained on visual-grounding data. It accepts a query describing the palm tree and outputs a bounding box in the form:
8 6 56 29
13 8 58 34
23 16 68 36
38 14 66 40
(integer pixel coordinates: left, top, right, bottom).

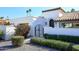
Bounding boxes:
26 10 29 16
29 9 31 12
29 9 32 16
26 9 32 16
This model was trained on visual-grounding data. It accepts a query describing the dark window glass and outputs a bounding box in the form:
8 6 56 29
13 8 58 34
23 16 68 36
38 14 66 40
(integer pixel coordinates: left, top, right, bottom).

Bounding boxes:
49 19 54 27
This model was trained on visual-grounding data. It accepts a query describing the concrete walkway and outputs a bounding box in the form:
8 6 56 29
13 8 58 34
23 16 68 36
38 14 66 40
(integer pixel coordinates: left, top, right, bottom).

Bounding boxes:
0 39 57 51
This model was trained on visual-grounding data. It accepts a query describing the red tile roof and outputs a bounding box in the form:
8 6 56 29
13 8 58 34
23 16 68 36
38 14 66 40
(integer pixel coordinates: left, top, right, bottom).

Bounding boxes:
56 12 79 21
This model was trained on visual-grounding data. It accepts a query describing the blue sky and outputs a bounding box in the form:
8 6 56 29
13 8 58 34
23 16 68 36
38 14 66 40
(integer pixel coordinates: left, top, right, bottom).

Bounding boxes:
0 7 79 19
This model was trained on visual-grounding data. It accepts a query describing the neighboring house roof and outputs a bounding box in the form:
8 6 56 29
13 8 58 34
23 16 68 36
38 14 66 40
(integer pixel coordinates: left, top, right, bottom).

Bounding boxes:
56 12 79 21
10 16 37 25
42 7 65 13
0 19 10 25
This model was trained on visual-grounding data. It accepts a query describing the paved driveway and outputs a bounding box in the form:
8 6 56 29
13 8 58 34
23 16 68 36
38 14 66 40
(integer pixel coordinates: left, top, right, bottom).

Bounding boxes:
0 39 57 51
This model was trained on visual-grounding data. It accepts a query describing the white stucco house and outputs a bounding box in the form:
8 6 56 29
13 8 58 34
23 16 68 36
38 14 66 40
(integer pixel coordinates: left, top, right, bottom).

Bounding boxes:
1 7 79 40
9 7 65 38
8 7 79 40
42 7 79 36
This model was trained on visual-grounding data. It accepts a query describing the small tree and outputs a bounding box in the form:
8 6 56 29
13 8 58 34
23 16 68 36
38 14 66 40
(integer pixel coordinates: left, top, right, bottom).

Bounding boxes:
5 16 10 25
4 19 10 25
15 23 30 38
0 17 4 19
71 8 75 12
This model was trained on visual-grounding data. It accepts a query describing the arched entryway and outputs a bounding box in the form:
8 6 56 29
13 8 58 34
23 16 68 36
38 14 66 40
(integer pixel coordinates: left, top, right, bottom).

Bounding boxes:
35 25 44 37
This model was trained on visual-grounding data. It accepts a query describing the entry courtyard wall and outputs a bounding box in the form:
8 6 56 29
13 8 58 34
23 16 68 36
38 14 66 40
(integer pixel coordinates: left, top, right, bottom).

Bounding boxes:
44 27 79 36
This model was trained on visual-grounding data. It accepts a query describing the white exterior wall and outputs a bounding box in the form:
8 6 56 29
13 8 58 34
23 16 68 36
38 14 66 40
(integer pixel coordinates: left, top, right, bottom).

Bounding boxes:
42 10 63 20
42 11 58 20
54 22 60 28
5 26 16 40
44 27 79 36
0 25 16 40
0 25 6 31
31 17 46 37
42 10 63 28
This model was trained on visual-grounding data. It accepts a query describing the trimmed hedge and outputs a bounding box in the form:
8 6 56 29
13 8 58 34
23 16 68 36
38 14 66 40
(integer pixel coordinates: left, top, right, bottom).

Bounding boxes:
11 36 24 47
72 45 79 51
31 38 72 51
44 34 79 44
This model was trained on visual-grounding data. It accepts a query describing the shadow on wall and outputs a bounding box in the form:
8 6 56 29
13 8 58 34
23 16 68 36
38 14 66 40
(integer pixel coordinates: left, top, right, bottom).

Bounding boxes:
0 37 4 41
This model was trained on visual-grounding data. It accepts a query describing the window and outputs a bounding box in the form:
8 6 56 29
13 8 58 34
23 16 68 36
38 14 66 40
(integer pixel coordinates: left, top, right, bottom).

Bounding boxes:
61 23 73 28
75 24 79 26
73 23 79 28
62 23 65 28
49 19 54 27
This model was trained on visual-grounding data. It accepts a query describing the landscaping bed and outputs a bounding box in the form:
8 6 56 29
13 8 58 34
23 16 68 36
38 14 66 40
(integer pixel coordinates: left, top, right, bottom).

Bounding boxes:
31 38 73 51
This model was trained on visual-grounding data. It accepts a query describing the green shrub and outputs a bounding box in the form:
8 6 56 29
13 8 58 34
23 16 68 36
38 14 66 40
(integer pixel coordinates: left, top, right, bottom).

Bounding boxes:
0 30 4 36
72 45 79 51
44 34 79 43
11 36 24 47
31 38 72 51
58 35 79 43
44 34 57 39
